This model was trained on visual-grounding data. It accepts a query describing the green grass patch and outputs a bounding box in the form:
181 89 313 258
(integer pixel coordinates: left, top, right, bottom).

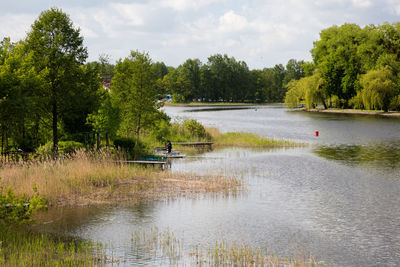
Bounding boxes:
165 102 258 106
0 225 107 266
212 131 303 148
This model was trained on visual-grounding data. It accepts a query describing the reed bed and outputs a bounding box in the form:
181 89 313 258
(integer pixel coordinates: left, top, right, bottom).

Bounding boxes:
0 225 107 266
207 127 304 148
0 150 242 206
131 228 325 267
195 240 321 267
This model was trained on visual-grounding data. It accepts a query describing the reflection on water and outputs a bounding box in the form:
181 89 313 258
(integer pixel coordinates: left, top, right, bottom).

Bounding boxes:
314 142 400 170
33 106 400 267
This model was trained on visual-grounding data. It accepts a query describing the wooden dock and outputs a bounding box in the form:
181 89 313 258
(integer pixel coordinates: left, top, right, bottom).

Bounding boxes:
172 142 213 148
114 160 167 170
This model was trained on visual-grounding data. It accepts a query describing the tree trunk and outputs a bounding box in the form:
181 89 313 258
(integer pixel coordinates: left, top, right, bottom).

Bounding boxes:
52 100 58 154
1 127 3 163
34 118 39 149
134 114 141 160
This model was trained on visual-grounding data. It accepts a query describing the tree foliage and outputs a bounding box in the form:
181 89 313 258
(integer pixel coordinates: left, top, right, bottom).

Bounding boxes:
286 22 400 111
25 8 99 151
359 68 398 111
111 51 163 150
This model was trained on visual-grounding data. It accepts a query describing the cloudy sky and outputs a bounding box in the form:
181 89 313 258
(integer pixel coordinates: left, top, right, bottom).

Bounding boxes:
1 0 400 69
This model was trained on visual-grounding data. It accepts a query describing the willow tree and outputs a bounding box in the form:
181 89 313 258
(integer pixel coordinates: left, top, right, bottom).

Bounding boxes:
112 51 161 150
359 68 398 111
25 8 88 152
284 72 327 109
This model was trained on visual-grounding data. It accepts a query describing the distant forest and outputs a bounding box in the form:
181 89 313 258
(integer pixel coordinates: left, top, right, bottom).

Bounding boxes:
1 7 400 154
90 52 306 104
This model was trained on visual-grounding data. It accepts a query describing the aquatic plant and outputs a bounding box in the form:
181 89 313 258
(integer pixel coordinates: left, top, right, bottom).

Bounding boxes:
131 228 325 267
0 225 108 266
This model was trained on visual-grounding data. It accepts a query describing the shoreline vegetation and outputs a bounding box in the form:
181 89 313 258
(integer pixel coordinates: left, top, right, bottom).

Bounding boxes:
207 128 304 148
0 225 108 266
164 102 277 107
0 150 242 207
132 227 322 267
299 108 400 117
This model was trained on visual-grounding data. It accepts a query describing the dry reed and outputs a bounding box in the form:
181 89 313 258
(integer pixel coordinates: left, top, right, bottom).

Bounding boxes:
0 150 242 206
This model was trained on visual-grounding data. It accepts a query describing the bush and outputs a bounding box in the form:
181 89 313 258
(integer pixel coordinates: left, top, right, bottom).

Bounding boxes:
0 185 47 226
152 119 171 143
36 141 84 158
36 142 53 158
113 137 147 159
184 119 210 141
113 137 135 151
59 141 84 155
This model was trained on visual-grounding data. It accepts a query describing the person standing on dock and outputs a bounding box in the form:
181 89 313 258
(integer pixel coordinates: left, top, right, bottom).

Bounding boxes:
167 140 172 154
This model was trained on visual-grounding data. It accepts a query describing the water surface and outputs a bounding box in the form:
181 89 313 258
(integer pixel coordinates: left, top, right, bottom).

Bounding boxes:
36 105 400 266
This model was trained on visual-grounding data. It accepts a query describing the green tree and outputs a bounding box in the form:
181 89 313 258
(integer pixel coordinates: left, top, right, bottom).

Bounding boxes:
359 68 398 111
25 8 89 152
86 91 121 138
263 64 285 102
312 24 364 107
284 72 327 109
283 59 305 85
0 39 43 152
112 50 161 153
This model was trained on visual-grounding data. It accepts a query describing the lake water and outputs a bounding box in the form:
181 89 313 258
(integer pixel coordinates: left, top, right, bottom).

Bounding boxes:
36 105 400 266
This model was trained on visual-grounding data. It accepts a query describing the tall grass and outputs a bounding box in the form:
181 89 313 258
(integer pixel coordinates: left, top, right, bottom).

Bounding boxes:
0 224 107 266
207 127 304 148
131 228 324 267
0 150 242 206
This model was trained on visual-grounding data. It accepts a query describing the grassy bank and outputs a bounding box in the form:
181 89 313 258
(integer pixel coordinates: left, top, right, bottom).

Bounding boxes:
165 102 263 107
206 127 304 148
302 108 400 117
0 150 242 206
0 225 107 266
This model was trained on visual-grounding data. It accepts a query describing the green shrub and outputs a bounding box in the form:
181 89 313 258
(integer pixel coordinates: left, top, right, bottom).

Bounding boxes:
59 141 84 154
36 142 53 158
36 141 84 157
0 185 47 227
184 119 210 141
152 119 171 143
113 137 147 159
113 137 136 151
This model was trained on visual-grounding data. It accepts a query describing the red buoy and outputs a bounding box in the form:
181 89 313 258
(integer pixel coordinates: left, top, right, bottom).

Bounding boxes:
315 131 319 137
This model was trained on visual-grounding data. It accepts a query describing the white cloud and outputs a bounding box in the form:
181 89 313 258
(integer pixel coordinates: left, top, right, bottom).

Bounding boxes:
352 0 372 8
111 3 146 26
0 14 35 41
218 10 248 33
1 0 399 68
159 0 222 11
386 0 400 16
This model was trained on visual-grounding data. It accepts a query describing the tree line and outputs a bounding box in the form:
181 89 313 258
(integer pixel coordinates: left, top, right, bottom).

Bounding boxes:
3 8 399 154
154 55 306 103
285 23 400 111
0 8 307 154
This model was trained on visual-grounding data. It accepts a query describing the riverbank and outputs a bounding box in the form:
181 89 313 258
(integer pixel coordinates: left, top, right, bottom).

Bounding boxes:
0 150 242 207
301 108 400 117
165 102 276 107
206 127 304 148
